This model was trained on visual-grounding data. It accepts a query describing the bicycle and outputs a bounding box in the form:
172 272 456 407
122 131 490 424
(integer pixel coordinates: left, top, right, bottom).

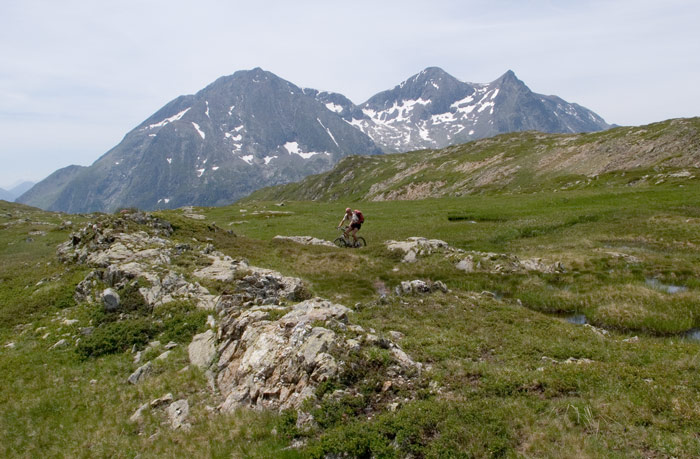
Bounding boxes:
334 226 366 248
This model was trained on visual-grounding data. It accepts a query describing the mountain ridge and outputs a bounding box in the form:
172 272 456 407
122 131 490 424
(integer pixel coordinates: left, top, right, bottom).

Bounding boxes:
18 66 612 213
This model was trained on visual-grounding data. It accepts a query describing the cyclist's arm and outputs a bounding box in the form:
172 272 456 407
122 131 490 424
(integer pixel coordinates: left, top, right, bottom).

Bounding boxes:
338 214 348 228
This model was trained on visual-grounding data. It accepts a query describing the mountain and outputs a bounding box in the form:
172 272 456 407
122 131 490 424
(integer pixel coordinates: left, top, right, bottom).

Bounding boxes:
243 117 700 202
16 166 85 210
0 181 36 202
313 67 610 152
21 69 382 213
21 67 611 213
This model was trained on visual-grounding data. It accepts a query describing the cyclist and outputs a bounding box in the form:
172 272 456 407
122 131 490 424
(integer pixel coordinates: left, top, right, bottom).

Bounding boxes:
338 207 364 246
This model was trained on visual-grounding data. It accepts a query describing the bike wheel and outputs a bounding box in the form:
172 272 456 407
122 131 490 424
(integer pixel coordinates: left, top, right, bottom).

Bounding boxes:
333 237 347 247
354 237 367 248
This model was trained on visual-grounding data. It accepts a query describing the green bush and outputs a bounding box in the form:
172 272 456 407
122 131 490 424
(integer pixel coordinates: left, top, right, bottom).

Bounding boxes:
76 318 157 358
154 301 208 344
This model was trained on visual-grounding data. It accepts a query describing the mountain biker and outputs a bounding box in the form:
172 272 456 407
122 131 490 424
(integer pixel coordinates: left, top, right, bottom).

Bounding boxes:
338 207 364 246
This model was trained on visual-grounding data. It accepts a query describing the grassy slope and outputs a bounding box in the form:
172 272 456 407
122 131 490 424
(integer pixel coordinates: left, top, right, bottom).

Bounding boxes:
244 117 700 203
2 167 700 455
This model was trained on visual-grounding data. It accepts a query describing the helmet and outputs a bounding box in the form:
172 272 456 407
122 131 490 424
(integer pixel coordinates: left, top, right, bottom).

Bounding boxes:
346 207 351 213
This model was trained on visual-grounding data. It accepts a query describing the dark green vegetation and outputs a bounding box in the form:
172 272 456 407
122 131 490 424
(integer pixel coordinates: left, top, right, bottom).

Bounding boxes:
3 119 700 457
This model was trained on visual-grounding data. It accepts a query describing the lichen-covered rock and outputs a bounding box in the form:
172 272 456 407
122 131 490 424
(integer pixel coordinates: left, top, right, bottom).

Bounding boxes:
189 329 217 369
216 297 423 415
217 298 350 412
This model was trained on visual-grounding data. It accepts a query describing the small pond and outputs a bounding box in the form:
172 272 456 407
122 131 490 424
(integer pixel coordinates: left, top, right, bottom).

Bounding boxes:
645 278 688 294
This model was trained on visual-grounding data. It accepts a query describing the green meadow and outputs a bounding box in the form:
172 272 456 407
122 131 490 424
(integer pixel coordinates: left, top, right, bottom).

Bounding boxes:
2 177 700 457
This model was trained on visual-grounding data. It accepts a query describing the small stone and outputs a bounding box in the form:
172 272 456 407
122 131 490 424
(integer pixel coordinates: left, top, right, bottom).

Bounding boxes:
129 402 149 424
166 399 191 430
164 341 178 350
90 379 98 385
156 350 171 361
49 339 68 350
151 393 174 408
127 361 153 385
102 288 120 312
389 331 404 341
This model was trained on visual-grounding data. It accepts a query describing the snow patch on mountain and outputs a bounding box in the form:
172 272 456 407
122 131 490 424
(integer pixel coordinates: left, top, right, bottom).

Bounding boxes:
192 122 205 139
147 107 191 130
325 102 343 113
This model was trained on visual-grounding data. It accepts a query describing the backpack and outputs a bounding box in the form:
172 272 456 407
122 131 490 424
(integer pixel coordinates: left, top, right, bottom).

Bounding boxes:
354 210 364 224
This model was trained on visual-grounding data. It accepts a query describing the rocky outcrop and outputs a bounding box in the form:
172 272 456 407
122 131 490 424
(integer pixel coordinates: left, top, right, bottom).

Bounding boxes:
59 211 426 424
215 297 422 413
59 213 311 313
386 237 451 263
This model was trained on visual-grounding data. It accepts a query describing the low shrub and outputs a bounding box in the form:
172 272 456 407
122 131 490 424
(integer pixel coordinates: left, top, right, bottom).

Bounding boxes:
76 318 157 358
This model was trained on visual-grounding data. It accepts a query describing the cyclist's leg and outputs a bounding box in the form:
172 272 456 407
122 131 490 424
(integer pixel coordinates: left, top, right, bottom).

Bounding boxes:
349 226 358 242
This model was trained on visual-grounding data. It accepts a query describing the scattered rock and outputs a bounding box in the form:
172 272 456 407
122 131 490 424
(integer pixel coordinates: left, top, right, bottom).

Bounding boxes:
49 339 69 350
623 336 639 343
394 279 448 295
456 257 475 272
151 393 174 408
129 402 150 424
156 351 171 361
389 331 404 341
273 235 336 247
61 319 79 326
127 361 153 385
541 356 594 365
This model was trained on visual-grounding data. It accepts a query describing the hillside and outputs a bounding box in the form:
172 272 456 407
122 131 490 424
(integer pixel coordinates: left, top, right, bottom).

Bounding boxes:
3 166 700 456
244 117 700 202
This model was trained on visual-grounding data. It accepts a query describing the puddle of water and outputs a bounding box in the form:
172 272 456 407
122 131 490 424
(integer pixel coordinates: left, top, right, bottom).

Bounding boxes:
645 278 688 294
684 329 700 342
565 314 588 325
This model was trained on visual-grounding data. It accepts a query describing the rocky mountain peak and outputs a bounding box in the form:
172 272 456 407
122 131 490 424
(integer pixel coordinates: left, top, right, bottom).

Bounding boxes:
18 67 611 212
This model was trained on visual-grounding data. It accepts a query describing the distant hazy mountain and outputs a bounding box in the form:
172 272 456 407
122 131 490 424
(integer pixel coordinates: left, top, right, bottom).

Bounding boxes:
21 67 611 213
0 181 36 202
16 166 85 210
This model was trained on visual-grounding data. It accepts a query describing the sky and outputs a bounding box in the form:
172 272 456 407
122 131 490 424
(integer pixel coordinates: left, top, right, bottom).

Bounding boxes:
1 0 699 189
